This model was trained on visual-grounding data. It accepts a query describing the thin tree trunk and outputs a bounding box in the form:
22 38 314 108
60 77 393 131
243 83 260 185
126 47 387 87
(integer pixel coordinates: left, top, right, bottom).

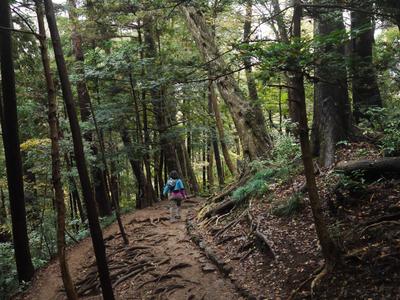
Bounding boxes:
67 0 112 216
207 133 214 190
0 0 34 282
120 129 155 208
181 5 272 160
65 153 86 223
202 143 207 191
36 3 78 297
208 83 224 186
210 84 237 176
43 1 114 298
270 0 300 126
291 0 340 268
143 15 181 173
243 0 259 103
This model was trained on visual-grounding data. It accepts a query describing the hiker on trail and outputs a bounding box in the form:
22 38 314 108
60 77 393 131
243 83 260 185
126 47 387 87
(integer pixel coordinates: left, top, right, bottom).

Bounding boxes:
163 170 187 220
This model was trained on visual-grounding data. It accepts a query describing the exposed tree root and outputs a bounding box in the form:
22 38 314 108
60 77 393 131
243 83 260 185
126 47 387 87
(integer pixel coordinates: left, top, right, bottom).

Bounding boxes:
186 218 258 299
245 211 275 259
359 220 400 236
203 199 237 220
310 264 332 297
215 209 247 238
288 264 325 300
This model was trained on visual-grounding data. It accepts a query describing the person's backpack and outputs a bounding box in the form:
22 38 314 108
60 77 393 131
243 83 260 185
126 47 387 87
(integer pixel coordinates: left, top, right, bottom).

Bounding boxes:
167 179 177 192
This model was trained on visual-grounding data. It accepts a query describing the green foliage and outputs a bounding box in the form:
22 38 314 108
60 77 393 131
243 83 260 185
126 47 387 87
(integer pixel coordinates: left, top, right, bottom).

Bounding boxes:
271 192 304 217
231 133 301 203
336 170 367 196
231 169 273 203
362 107 400 156
0 243 18 299
271 132 301 165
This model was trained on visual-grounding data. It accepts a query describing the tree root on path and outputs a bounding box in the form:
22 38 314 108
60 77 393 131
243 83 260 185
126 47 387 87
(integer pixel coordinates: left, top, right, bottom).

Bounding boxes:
186 218 258 300
245 211 275 259
154 284 185 296
289 262 336 300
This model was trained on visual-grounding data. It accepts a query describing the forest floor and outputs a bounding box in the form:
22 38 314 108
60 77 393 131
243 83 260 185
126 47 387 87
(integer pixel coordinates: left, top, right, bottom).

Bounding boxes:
15 143 400 300
17 198 242 300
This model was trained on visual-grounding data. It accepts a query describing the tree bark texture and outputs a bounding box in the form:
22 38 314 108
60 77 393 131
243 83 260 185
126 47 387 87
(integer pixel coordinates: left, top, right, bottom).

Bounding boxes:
351 0 382 121
311 1 353 167
243 0 259 103
120 129 155 208
291 0 340 268
36 2 78 297
208 82 224 186
0 0 35 282
210 84 237 176
44 1 115 298
181 5 272 160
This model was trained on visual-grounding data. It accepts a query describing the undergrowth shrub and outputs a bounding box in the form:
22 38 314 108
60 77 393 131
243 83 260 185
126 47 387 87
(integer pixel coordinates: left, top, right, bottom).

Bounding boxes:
362 107 400 156
272 192 304 217
0 242 18 299
231 133 301 204
231 169 275 203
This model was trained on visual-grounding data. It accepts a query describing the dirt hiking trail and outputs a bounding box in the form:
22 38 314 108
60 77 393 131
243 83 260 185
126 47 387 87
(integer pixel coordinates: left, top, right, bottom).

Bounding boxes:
18 198 241 300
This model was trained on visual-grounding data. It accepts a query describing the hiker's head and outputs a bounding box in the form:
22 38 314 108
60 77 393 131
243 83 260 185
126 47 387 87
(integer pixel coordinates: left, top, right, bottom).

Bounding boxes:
169 170 179 179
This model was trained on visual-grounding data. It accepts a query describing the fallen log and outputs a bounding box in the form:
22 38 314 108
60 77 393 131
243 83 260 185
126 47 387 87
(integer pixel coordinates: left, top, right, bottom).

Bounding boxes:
335 157 400 176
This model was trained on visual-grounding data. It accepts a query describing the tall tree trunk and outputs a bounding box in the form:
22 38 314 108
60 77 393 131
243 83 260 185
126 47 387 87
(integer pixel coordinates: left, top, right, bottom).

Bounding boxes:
311 1 353 167
270 0 300 126
180 5 272 160
137 23 156 197
208 83 224 186
243 0 259 103
36 2 78 297
351 0 382 122
0 188 6 224
210 84 237 176
0 0 35 282
291 0 340 269
67 0 112 216
120 129 155 208
43 1 115 298
202 143 207 190
65 153 86 223
143 15 181 174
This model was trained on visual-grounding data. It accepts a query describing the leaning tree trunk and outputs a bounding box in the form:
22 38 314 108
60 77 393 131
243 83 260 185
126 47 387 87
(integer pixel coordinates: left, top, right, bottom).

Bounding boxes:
291 0 340 269
44 1 115 298
36 2 78 297
67 0 112 216
311 1 353 167
0 0 35 283
180 5 272 161
351 0 382 122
